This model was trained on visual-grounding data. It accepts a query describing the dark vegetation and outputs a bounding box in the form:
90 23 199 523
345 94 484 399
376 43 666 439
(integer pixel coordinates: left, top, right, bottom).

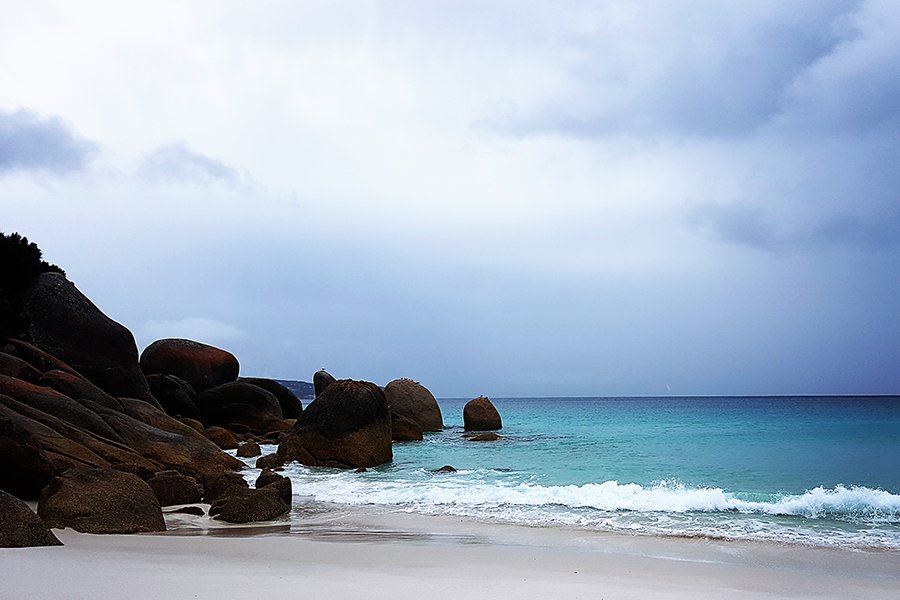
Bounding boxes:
0 232 65 338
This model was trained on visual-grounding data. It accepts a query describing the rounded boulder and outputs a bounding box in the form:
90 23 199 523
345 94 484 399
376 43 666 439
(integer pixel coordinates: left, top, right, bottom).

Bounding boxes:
140 338 239 394
384 378 443 432
463 396 502 431
195 382 284 433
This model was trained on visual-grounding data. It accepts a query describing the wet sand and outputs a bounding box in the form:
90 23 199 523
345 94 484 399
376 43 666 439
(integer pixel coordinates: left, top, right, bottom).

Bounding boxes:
4 506 899 599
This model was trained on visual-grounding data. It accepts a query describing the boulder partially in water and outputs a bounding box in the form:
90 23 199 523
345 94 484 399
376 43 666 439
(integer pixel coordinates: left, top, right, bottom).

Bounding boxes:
463 396 502 431
384 378 443 432
277 379 392 469
390 412 423 441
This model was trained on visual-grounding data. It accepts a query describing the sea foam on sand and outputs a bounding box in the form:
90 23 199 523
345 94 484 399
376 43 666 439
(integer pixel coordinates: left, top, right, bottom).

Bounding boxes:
3 508 899 600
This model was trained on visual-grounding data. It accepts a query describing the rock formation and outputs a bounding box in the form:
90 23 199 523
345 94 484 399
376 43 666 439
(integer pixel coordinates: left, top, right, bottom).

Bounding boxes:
277 379 392 468
0 489 61 547
384 378 443 432
139 338 239 394
463 396 502 431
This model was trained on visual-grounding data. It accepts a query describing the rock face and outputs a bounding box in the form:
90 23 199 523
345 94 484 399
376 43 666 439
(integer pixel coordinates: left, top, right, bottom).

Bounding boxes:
390 412 423 442
209 486 290 523
239 377 302 419
21 273 152 401
140 339 239 394
37 468 166 534
0 351 41 382
147 470 204 506
195 382 283 433
0 415 57 499
146 374 202 421
278 379 392 469
463 396 502 431
313 369 336 398
0 489 62 547
384 378 443 432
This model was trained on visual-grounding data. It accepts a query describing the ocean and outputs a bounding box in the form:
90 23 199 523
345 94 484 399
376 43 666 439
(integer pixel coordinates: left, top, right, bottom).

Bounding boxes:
236 396 900 549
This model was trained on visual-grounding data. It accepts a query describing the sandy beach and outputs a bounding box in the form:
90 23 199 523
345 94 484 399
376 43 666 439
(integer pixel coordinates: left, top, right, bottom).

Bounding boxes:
4 507 899 600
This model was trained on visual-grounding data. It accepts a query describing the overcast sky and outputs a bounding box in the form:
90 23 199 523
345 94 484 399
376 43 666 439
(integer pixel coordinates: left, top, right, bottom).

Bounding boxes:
2 1 898 397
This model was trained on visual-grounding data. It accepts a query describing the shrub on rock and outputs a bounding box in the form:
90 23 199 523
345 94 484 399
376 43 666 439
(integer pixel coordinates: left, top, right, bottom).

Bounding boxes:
0 489 62 547
37 468 166 534
277 379 392 469
140 338 239 394
384 378 443 432
463 396 502 431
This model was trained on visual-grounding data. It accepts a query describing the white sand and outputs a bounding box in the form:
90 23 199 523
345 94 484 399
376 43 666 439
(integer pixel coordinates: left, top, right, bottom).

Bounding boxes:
3 507 898 599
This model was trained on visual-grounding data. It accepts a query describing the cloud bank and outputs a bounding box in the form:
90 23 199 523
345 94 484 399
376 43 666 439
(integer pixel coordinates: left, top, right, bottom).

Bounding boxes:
0 108 97 175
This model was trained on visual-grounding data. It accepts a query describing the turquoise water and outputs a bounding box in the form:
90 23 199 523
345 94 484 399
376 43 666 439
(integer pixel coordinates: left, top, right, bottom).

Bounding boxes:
240 396 900 549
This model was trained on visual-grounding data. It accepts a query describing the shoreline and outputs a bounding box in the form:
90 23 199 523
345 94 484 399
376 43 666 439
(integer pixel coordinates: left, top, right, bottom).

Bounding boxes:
6 505 899 600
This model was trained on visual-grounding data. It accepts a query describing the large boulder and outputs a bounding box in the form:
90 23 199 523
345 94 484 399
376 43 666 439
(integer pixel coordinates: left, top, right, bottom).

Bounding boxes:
38 369 122 411
277 379 392 469
0 489 62 547
20 273 152 402
313 369 336 398
140 339 239 394
384 378 443 432
146 374 202 421
37 468 166 534
195 382 283 433
0 415 56 499
147 470 204 506
463 396 502 431
391 412 423 442
239 377 302 419
209 486 290 523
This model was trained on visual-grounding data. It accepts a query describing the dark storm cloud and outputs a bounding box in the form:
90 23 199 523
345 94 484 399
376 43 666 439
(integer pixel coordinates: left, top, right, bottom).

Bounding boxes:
0 108 97 174
139 142 238 183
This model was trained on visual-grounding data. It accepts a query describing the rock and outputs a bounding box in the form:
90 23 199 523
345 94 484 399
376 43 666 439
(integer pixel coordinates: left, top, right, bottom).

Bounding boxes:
0 394 161 476
39 369 122 411
202 472 248 504
146 374 202 421
384 378 443 431
0 375 124 442
0 489 62 547
178 417 205 434
168 505 204 516
313 369 336 397
433 465 457 473
209 486 290 523
239 377 302 419
204 426 239 450
277 379 392 469
254 468 282 490
463 396 502 431
147 470 204 506
255 470 292 504
0 416 56 499
139 338 239 394
391 412 424 442
37 468 166 534
0 351 41 383
354 467 367 473
195 382 284 433
86 400 244 479
21 273 153 402
255 453 284 470
2 338 79 377
466 432 503 442
236 440 261 457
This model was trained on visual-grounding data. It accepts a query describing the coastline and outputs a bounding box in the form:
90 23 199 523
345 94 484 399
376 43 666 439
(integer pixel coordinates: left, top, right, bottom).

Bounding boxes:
6 506 899 599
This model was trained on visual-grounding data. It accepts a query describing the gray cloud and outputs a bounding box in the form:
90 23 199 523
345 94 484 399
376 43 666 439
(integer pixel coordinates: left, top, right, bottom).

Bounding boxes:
686 202 900 252
0 108 97 174
139 142 239 183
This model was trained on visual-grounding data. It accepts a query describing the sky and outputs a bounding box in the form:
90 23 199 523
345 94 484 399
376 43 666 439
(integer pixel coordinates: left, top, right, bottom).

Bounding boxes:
1 0 898 397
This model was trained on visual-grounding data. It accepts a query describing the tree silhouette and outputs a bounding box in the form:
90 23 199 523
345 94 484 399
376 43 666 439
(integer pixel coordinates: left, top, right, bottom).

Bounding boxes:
0 232 65 337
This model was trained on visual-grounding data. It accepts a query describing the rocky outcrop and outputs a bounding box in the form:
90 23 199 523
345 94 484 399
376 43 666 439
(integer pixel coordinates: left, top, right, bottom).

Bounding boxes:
38 369 122 411
140 339 239 394
384 378 443 432
0 351 41 382
239 377 302 419
463 396 502 431
0 415 57 499
466 432 503 441
204 426 239 450
202 472 249 504
391 412 423 441
37 468 166 534
21 273 153 402
277 379 392 469
195 381 283 433
147 470 204 506
313 369 336 398
146 374 202 421
0 489 62 547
